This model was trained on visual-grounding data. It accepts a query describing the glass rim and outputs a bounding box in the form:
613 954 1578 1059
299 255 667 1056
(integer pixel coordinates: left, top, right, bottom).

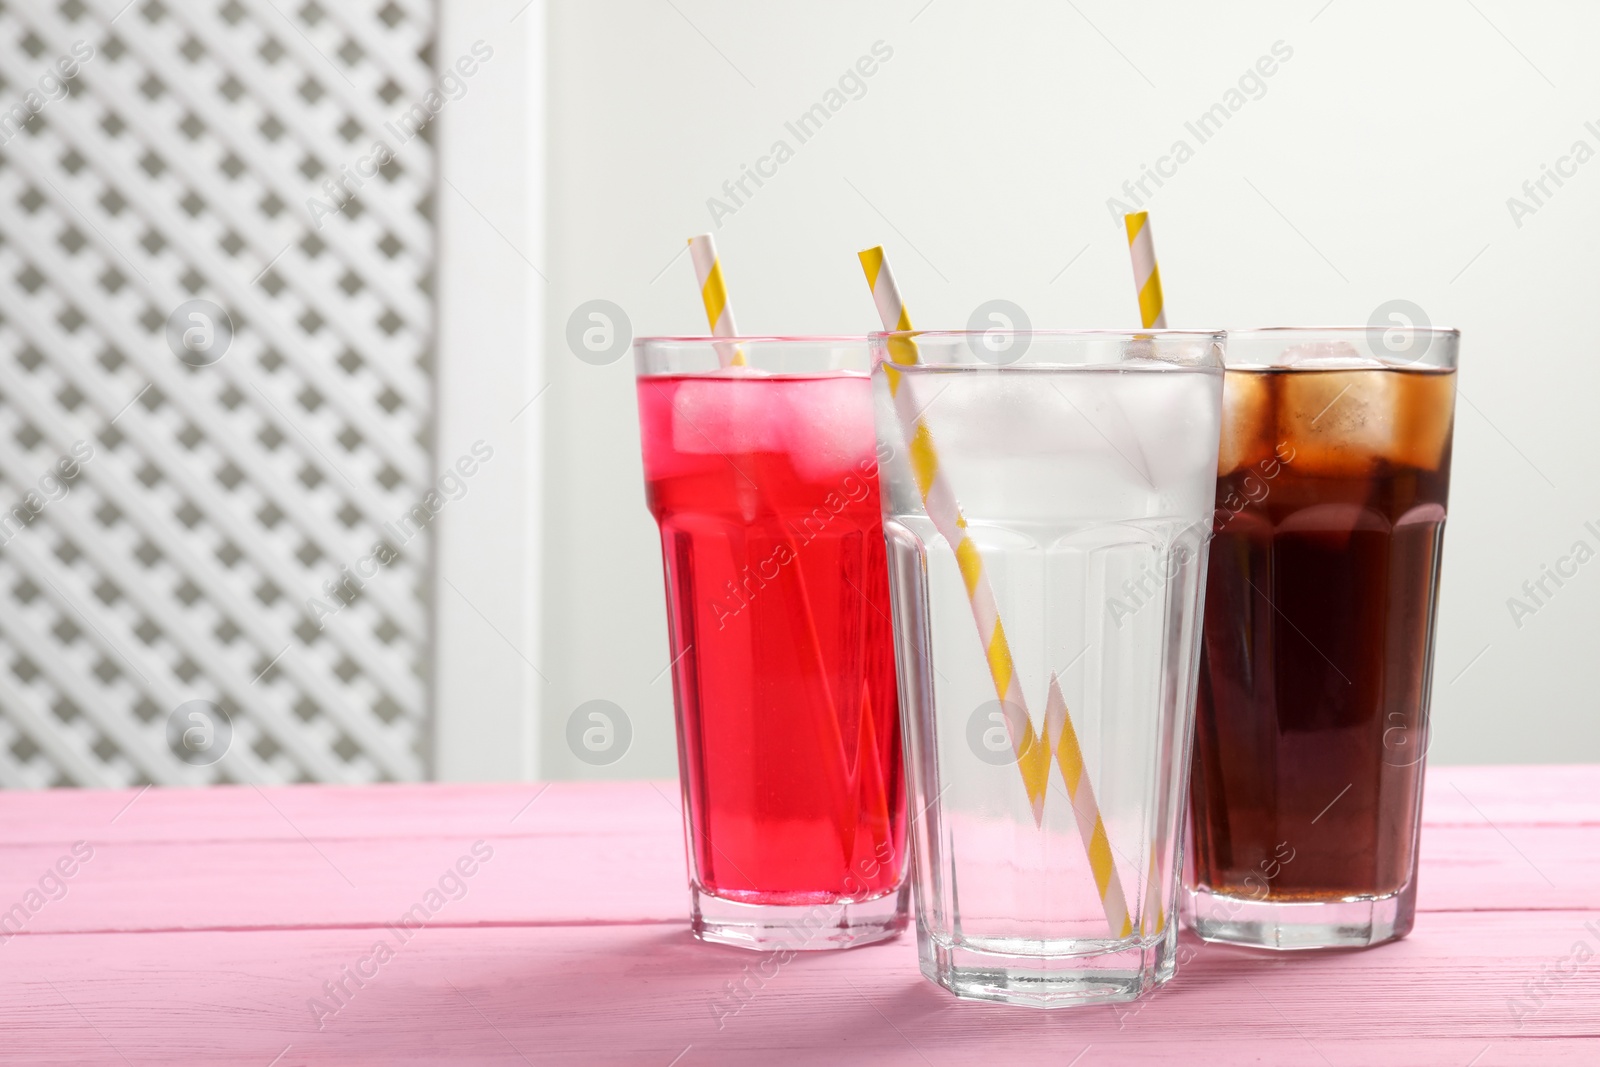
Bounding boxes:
1227 325 1461 339
867 328 1226 371
634 334 868 347
871 328 1226 341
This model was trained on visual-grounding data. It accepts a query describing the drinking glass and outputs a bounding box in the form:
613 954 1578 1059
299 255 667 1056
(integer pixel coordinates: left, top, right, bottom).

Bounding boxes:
635 336 908 951
1186 326 1459 949
873 329 1224 1005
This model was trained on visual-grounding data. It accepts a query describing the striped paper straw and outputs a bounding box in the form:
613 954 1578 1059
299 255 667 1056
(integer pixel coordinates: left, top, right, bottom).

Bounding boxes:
682 240 876 864
1138 832 1167 938
859 247 1134 936
1124 212 1166 330
687 233 746 367
1122 212 1171 938
1045 673 1134 939
858 247 1050 824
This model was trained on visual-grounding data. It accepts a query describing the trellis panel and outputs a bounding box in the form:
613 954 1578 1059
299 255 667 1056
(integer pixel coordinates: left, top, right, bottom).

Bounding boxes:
0 0 438 786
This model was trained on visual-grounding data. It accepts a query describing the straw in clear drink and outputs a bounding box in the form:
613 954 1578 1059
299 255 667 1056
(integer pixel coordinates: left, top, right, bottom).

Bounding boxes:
1124 211 1166 330
858 246 1134 938
1122 210 1173 935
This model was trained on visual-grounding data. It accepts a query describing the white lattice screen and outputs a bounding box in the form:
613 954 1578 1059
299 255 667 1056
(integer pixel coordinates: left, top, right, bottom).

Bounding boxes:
0 0 438 786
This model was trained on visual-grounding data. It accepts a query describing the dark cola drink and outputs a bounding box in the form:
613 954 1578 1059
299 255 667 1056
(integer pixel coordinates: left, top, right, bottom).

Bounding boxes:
1185 336 1458 951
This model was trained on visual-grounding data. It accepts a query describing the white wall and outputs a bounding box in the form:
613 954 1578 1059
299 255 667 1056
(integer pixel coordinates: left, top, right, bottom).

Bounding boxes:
435 0 545 780
541 0 1600 779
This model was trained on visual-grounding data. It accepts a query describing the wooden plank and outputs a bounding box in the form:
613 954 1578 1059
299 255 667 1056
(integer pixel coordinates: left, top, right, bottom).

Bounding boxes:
0 824 1591 935
0 780 680 844
0 764 1592 848
0 832 685 934
1424 765 1600 826
0 913 1594 1065
0 803 1594 934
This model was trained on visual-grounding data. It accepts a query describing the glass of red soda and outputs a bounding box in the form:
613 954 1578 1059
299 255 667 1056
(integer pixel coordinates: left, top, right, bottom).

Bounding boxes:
635 336 907 951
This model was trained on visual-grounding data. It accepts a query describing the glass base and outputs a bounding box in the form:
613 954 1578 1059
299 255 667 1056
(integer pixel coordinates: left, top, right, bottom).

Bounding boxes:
1184 883 1415 950
690 883 909 951
919 928 1177 1009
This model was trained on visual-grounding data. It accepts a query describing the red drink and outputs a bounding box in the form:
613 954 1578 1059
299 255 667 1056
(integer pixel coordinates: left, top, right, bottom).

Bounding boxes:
637 357 906 948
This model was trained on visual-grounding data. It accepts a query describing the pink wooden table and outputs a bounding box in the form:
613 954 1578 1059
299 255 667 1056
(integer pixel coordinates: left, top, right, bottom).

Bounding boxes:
0 766 1596 1065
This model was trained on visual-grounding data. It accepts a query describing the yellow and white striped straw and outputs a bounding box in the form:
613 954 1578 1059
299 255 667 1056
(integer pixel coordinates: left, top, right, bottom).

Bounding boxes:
858 248 1050 823
1122 211 1171 938
687 233 746 367
684 240 877 862
1045 673 1134 938
859 247 1133 937
1124 211 1166 330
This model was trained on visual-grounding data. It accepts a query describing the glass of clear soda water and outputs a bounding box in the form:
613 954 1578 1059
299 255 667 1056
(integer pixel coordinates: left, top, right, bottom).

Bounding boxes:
871 328 1224 1007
